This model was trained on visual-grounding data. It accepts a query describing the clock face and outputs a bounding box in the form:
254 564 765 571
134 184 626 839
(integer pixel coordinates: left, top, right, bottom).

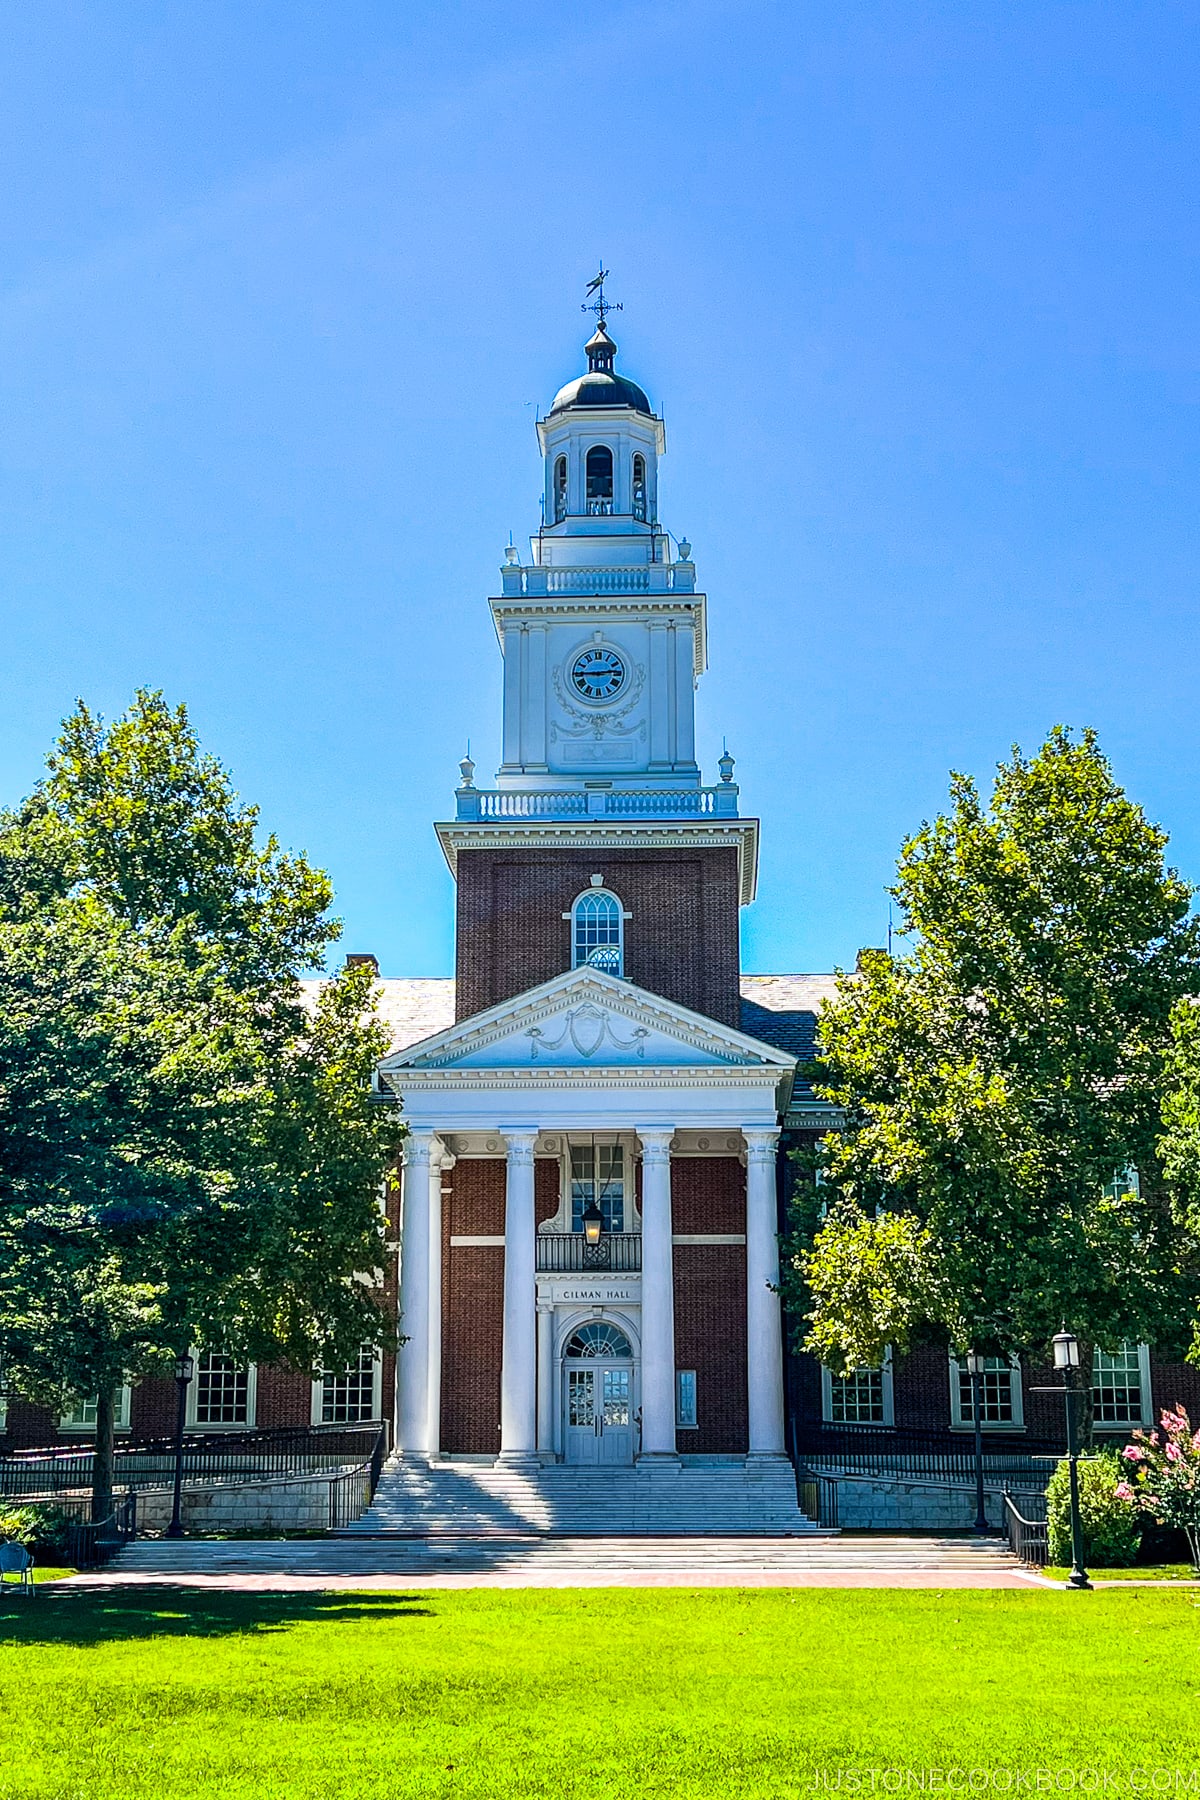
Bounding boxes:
571 646 626 702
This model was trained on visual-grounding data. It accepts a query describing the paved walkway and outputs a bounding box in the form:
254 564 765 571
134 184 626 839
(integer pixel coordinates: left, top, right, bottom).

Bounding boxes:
66 1534 1040 1590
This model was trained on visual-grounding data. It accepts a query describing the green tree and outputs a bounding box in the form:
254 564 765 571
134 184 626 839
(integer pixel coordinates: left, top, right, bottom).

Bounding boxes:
782 728 1200 1386
0 692 400 1519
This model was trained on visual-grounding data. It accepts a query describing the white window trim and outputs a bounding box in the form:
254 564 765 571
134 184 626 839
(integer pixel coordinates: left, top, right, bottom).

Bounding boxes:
821 1352 894 1427
311 1350 383 1426
1092 1341 1153 1432
564 885 632 977
948 1354 1025 1431
60 1384 133 1433
538 1132 642 1236
676 1369 699 1430
186 1353 257 1430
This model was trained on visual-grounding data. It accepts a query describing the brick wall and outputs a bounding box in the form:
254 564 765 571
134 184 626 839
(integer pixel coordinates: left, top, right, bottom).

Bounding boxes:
671 1157 748 1454
440 1160 505 1454
454 846 742 1025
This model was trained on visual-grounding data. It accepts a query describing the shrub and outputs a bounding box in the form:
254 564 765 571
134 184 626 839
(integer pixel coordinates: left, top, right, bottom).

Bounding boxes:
1120 1407 1200 1572
0 1503 80 1564
1046 1450 1141 1567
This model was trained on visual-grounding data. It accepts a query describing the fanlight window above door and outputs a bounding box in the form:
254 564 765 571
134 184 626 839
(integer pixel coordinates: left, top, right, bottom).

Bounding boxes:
564 1323 633 1360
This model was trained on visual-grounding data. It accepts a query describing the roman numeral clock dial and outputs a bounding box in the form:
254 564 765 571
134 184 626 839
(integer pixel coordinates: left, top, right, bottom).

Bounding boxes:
571 646 626 702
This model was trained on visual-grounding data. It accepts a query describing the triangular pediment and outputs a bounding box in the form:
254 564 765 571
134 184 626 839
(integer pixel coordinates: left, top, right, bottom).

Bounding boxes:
378 967 796 1076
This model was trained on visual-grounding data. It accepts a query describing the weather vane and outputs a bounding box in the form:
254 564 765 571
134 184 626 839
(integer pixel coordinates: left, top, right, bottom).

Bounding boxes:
582 266 622 329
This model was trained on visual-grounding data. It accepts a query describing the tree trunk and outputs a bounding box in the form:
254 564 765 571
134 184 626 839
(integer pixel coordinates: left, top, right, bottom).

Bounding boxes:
90 1383 116 1524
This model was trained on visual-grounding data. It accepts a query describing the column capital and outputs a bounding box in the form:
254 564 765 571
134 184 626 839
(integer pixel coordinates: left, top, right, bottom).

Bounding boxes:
500 1129 538 1166
402 1131 436 1169
742 1127 781 1165
637 1126 675 1164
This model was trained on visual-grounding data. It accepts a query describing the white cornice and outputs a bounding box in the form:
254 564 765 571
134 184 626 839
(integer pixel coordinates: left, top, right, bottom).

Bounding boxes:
434 816 760 905
488 592 708 676
387 1065 784 1092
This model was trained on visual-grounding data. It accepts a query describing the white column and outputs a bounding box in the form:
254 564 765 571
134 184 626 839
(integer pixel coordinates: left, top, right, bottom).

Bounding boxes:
536 1303 555 1457
744 1127 787 1457
499 1130 538 1462
424 1146 446 1457
637 1127 677 1458
395 1131 434 1457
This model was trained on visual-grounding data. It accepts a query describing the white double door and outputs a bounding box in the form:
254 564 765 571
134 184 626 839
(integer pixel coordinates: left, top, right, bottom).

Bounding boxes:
564 1361 636 1465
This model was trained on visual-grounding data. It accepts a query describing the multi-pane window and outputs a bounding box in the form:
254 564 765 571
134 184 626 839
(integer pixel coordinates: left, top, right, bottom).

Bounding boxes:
573 891 623 975
193 1352 251 1426
570 1144 625 1234
952 1356 1022 1429
676 1370 698 1429
319 1349 379 1424
61 1388 131 1430
1093 1343 1149 1429
826 1367 887 1425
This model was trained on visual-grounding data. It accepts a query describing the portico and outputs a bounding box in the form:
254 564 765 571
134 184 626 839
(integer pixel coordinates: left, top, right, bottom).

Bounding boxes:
380 966 795 1470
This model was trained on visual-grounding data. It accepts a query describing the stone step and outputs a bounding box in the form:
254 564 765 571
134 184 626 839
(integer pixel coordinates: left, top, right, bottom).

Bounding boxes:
338 1455 822 1538
105 1534 1019 1579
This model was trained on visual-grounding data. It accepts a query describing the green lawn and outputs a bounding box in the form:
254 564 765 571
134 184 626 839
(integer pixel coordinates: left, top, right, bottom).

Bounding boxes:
1 1586 1199 1797
1043 1565 1199 1582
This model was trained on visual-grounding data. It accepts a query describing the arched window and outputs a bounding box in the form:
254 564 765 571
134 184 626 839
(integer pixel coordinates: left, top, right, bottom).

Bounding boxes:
572 888 623 975
585 445 614 515
632 453 647 521
554 455 567 522
565 1322 632 1359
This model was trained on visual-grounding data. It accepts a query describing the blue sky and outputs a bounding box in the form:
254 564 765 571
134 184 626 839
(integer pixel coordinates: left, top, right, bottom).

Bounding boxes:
1 1 1197 976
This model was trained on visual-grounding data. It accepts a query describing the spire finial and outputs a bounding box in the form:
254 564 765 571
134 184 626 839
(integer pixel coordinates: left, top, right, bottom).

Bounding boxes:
582 264 622 331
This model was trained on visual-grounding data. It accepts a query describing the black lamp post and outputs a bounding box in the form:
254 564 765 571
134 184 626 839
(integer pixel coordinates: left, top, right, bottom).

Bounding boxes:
165 1351 194 1540
965 1350 989 1533
1052 1329 1092 1590
582 1199 604 1246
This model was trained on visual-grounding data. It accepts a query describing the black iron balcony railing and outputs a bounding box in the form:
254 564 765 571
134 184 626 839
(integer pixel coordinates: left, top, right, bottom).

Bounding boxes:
536 1233 642 1273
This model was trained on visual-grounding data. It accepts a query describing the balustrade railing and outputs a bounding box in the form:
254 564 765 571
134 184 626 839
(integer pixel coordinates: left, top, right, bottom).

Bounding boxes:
500 563 695 597
459 785 738 822
536 1233 642 1273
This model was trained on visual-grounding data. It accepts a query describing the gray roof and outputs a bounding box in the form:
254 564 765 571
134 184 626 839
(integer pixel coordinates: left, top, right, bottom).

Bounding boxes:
738 975 839 1104
342 972 837 1062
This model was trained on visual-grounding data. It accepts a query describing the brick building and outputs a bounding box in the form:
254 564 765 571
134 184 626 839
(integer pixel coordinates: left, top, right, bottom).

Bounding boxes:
8 303 1195 1530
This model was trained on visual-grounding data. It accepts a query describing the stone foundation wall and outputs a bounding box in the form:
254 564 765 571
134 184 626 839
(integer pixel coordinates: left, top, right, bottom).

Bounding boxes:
134 1478 336 1534
831 1473 1040 1532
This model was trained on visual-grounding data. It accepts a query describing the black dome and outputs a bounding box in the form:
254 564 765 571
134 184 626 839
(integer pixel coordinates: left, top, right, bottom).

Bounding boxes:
548 370 654 416
548 319 654 417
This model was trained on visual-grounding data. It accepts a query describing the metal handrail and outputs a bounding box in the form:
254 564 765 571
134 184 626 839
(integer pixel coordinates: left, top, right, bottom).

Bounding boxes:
797 1421 1062 1486
62 1490 139 1571
0 1423 384 1498
1002 1487 1049 1566
328 1423 389 1530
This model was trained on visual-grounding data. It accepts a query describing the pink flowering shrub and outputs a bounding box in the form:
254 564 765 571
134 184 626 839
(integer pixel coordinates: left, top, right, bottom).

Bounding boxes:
1120 1407 1200 1572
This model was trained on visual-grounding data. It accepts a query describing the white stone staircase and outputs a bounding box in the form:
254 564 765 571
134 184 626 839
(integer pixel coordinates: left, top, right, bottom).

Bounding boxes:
340 1454 823 1537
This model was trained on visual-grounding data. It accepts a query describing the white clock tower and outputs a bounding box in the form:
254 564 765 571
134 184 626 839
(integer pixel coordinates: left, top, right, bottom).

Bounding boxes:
487 313 712 795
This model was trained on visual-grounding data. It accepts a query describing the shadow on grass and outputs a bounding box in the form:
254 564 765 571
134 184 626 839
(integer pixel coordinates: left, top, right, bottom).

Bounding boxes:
0 1585 431 1648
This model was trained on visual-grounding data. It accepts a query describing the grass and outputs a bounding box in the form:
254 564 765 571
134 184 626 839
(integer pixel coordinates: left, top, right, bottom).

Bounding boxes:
0 1585 1199 1797
1043 1564 1199 1582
